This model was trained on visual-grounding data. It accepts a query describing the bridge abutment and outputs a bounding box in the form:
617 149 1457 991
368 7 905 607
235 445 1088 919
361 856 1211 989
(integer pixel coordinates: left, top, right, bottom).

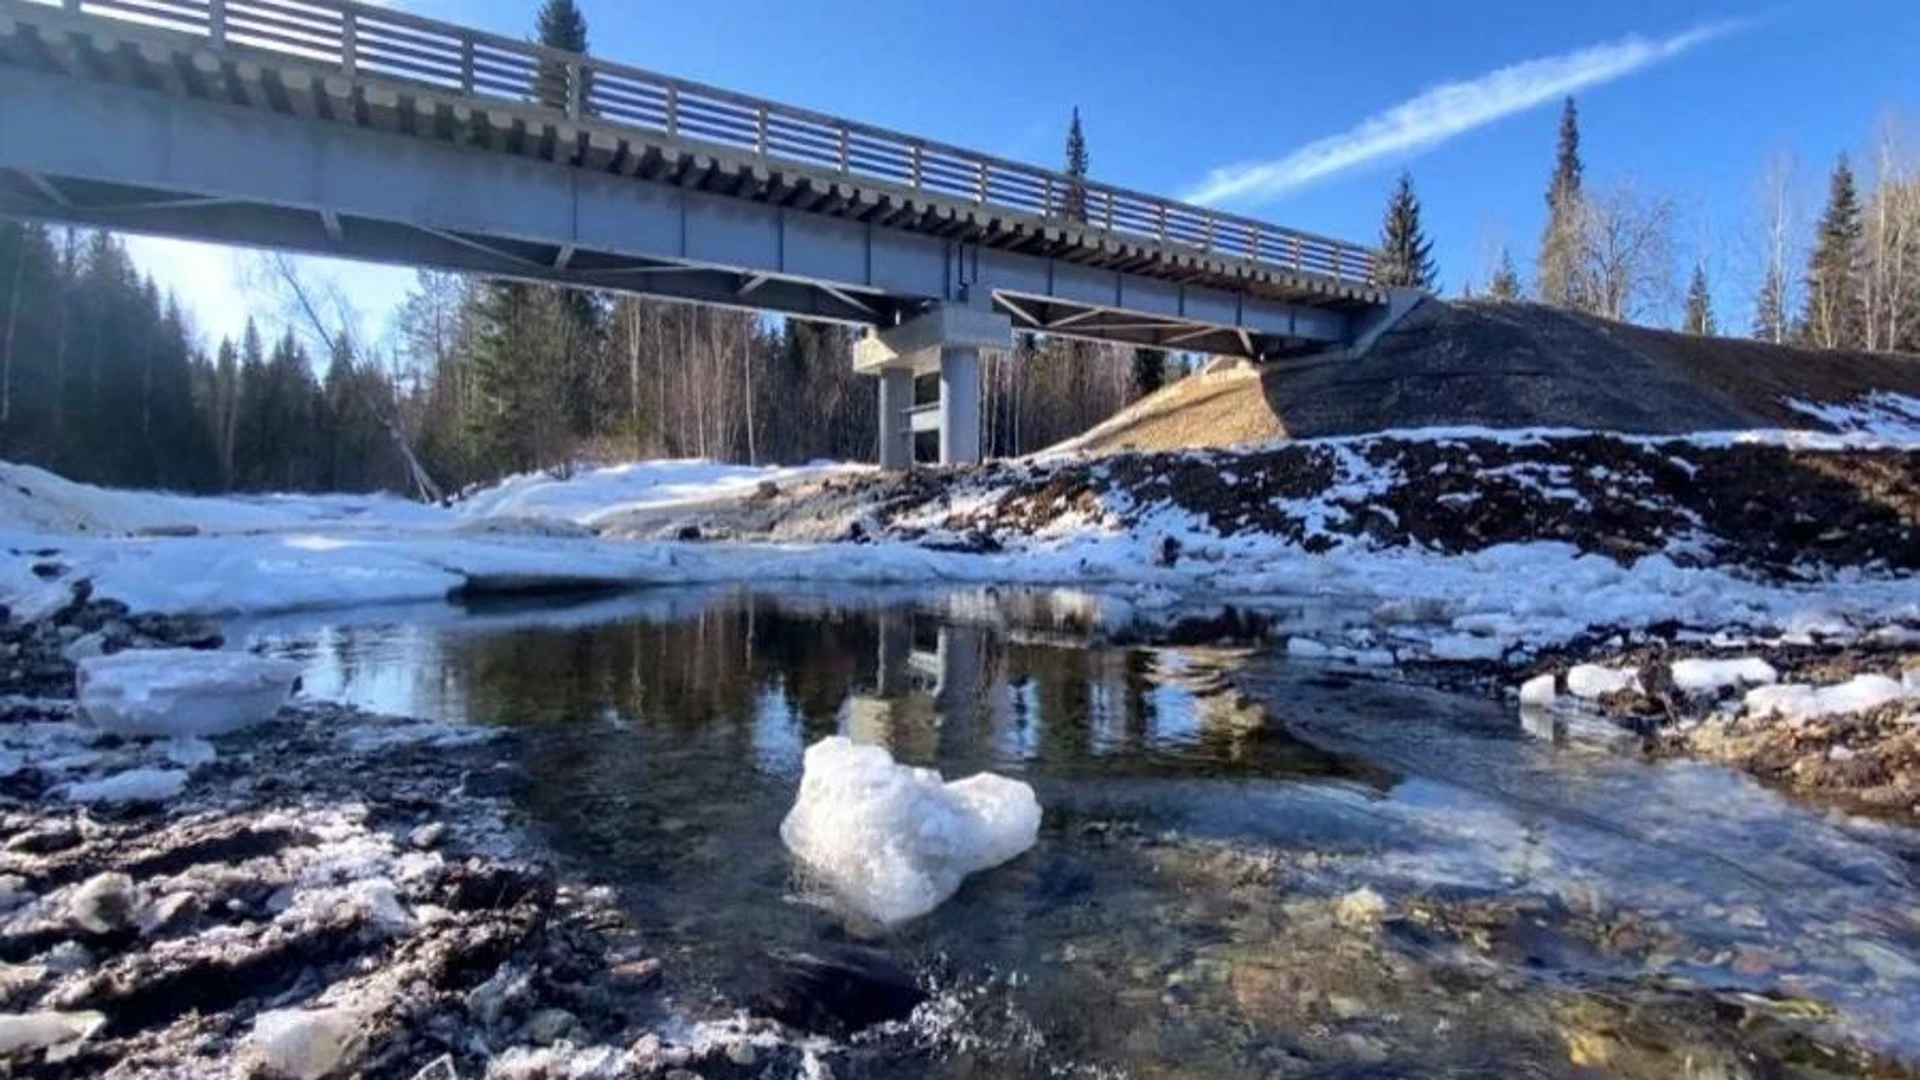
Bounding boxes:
854 305 1012 468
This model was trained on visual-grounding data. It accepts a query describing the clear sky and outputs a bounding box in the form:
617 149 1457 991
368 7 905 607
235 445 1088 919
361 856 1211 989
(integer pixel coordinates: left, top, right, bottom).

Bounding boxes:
123 0 1920 350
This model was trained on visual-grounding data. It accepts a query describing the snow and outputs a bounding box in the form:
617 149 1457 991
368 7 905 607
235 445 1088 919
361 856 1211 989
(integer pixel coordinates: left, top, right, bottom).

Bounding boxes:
0 1011 105 1062
1743 674 1913 722
3 436 1917 670
1784 392 1920 444
1671 657 1778 695
76 650 302 738
62 766 190 803
1566 664 1640 699
249 1007 366 1080
454 459 860 526
1518 674 1557 706
779 736 1040 925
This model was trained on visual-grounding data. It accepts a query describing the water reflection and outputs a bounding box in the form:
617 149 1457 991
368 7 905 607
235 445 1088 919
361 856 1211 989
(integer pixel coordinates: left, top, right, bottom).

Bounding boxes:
251 589 1920 1079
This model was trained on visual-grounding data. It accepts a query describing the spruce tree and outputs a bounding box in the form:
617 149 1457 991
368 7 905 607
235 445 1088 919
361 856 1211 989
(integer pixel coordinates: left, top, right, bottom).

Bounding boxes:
1062 107 1089 223
1488 249 1522 301
1131 347 1167 397
1537 97 1586 309
1372 171 1436 289
533 0 589 111
1683 263 1715 335
1801 154 1865 349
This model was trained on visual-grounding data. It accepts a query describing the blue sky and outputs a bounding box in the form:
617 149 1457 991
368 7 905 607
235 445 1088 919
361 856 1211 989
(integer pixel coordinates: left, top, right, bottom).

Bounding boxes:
126 0 1920 349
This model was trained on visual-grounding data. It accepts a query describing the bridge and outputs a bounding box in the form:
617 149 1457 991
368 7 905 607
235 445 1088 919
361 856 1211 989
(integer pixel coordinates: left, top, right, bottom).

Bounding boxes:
0 0 1409 465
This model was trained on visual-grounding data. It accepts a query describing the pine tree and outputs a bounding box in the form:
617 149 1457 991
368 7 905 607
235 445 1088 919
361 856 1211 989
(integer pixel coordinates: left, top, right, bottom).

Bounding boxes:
1062 107 1089 223
1489 249 1522 301
533 0 590 111
1801 154 1865 349
1372 171 1436 289
1683 263 1715 335
1537 97 1586 309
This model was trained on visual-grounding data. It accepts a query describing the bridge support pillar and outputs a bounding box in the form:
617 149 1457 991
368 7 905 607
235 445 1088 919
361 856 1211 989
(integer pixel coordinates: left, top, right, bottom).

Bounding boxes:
876 368 913 469
854 304 1012 468
938 347 981 465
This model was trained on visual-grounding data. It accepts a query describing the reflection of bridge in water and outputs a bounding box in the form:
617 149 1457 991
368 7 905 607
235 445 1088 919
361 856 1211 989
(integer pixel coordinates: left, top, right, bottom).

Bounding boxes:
845 608 1375 784
0 0 1419 466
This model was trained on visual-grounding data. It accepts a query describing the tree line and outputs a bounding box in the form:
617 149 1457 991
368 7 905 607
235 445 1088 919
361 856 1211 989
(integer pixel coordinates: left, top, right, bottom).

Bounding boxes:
1371 98 1920 353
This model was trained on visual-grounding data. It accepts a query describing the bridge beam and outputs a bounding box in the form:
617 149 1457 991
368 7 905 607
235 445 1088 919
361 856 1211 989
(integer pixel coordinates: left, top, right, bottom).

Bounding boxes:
855 305 1013 468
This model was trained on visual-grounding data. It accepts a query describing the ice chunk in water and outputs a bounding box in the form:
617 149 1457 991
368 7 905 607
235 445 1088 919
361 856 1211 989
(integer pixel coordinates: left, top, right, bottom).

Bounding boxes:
780 737 1040 925
77 650 301 738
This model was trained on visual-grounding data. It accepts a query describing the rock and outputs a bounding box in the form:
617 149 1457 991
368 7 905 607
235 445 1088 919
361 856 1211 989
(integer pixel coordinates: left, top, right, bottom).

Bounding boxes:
1333 887 1389 929
1151 535 1181 567
756 480 781 500
139 891 202 938
250 1007 365 1080
66 872 139 935
132 524 201 538
752 947 926 1037
0 875 32 915
610 956 663 989
725 1041 757 1066
9 824 81 855
40 942 93 977
459 764 532 799
464 964 531 1028
76 650 301 738
408 822 449 850
408 1055 460 1080
524 1007 575 1045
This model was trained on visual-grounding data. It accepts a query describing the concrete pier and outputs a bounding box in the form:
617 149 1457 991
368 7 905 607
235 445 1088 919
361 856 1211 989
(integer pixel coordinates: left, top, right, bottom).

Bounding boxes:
854 305 1012 467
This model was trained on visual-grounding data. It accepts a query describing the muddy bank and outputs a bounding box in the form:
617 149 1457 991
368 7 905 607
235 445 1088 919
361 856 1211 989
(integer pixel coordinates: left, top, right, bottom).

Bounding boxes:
604 432 1920 578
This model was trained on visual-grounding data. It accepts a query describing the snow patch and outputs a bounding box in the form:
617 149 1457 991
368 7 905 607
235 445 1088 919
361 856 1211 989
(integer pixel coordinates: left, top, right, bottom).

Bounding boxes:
62 767 189 804
1518 674 1557 706
1671 657 1778 695
1566 664 1640 699
1743 674 1913 722
779 737 1040 925
76 650 301 738
249 1007 366 1080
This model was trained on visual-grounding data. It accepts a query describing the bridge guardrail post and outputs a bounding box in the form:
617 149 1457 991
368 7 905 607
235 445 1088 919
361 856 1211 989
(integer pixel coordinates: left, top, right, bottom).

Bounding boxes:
566 60 582 119
208 0 226 46
459 39 474 94
973 161 986 204
754 105 768 155
1155 203 1167 243
836 126 849 173
1043 176 1054 219
909 143 922 190
1102 191 1114 230
665 85 680 137
341 9 358 76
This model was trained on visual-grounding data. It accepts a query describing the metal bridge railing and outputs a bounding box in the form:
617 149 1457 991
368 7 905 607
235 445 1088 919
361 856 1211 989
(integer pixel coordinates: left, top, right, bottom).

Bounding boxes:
35 0 1379 286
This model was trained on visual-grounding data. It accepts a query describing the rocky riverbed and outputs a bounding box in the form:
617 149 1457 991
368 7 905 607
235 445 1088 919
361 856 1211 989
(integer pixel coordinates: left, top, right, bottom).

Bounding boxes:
1512 629 1920 819
0 588 869 1079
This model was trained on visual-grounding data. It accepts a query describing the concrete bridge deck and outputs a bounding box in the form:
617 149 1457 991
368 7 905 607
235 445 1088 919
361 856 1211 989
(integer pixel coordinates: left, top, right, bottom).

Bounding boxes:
0 0 1398 463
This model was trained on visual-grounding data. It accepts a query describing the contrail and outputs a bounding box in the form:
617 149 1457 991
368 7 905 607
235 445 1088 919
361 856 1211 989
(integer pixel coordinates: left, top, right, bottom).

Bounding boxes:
1184 19 1749 206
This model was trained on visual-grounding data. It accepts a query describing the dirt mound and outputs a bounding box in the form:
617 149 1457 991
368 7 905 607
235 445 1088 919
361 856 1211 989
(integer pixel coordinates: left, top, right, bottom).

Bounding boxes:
1062 300 1920 454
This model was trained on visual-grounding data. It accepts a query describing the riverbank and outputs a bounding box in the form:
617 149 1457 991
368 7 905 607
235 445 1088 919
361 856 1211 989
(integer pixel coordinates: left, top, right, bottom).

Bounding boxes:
0 592 829 1078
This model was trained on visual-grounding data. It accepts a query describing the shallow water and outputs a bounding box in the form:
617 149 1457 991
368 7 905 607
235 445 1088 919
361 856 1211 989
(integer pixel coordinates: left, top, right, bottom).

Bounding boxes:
246 587 1920 1078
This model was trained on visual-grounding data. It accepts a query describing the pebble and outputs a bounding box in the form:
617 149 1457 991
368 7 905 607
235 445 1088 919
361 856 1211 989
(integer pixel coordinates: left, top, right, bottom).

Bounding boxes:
726 1042 758 1066
408 822 449 850
0 874 32 915
66 872 139 935
1334 887 1389 929
139 892 202 938
524 1007 575 1046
